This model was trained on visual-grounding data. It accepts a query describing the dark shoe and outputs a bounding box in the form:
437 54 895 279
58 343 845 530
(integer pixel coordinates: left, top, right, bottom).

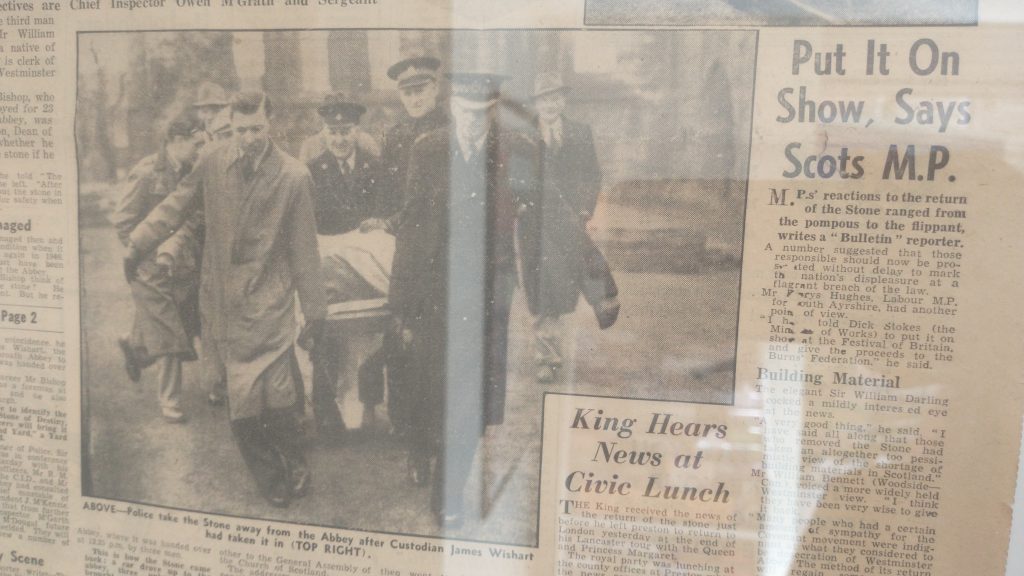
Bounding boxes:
594 296 620 330
289 467 311 499
263 483 290 508
118 337 141 383
407 454 430 487
361 405 377 431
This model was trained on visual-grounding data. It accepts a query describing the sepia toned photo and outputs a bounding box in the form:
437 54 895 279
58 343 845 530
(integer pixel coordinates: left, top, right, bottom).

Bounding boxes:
585 0 979 27
76 28 755 545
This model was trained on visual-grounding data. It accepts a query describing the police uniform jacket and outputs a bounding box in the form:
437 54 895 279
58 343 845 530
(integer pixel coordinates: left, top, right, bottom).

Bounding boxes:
307 148 380 235
376 105 449 230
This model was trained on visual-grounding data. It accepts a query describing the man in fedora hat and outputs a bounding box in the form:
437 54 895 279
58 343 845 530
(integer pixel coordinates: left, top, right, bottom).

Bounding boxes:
192 82 230 137
305 92 388 438
114 113 206 423
389 71 540 529
518 71 620 384
356 54 449 442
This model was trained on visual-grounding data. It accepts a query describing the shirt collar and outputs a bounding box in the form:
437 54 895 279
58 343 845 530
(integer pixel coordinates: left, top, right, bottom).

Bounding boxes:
232 140 271 173
539 116 563 133
456 128 488 161
539 116 564 146
337 151 356 173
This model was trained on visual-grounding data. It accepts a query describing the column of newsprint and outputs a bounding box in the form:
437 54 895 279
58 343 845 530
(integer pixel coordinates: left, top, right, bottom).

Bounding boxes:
0 0 68 574
738 26 1024 576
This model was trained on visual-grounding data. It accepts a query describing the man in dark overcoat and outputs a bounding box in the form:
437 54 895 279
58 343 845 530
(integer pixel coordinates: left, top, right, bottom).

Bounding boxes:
364 55 449 233
306 93 385 437
124 92 327 508
389 72 540 529
358 55 449 440
518 72 620 384
114 114 206 422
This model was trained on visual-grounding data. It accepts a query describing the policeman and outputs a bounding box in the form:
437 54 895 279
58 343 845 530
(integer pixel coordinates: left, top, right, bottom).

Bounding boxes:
359 55 448 441
362 54 448 233
306 93 384 438
390 72 540 529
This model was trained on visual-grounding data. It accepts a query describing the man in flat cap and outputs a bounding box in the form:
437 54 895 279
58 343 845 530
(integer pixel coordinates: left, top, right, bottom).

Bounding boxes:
357 54 449 441
306 93 387 438
124 92 327 508
114 113 206 423
389 71 540 529
519 72 620 384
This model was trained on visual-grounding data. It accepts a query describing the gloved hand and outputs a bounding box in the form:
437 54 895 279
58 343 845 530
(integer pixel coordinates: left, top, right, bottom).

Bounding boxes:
389 315 414 348
155 253 176 278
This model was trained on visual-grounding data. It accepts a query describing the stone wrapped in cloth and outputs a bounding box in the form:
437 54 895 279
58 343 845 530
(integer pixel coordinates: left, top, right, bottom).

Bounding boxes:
317 229 395 303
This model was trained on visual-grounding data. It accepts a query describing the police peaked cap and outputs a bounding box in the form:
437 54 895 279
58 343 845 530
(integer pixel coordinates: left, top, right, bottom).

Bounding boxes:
317 93 367 126
387 55 442 89
193 82 230 108
447 72 508 106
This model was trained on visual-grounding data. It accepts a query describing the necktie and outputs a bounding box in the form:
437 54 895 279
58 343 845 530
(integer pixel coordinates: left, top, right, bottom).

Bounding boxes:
241 154 256 183
548 125 561 151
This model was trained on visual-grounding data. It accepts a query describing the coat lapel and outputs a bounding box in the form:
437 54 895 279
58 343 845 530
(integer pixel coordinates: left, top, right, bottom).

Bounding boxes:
230 144 284 263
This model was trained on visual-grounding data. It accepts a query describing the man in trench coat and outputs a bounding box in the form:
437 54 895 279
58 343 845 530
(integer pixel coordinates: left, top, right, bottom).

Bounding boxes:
124 92 327 508
113 114 205 423
389 72 540 528
518 72 620 384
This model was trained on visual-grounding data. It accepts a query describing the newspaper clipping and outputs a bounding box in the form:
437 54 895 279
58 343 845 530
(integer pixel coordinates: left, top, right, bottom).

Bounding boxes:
0 1 1022 575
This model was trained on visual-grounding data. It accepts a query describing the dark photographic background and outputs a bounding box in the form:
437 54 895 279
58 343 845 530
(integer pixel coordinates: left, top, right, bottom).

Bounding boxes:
78 29 755 544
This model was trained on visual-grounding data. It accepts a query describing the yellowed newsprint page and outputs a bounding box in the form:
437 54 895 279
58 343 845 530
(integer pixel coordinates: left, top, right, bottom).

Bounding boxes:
0 0 1021 574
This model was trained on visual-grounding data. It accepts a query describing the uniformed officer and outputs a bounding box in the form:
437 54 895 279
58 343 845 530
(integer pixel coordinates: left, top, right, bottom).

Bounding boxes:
308 94 378 235
358 54 448 441
307 93 385 438
361 54 448 234
390 72 540 529
114 114 206 422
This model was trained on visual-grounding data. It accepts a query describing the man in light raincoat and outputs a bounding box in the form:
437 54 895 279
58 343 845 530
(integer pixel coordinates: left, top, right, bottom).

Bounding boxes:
124 92 327 508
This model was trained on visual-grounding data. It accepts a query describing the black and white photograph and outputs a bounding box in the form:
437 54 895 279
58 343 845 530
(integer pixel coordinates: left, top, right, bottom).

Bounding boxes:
76 28 755 545
585 0 979 27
